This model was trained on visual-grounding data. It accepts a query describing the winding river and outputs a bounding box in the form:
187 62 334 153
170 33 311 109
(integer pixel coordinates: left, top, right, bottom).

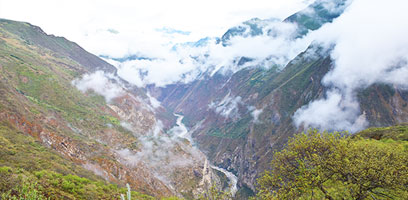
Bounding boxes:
172 113 238 196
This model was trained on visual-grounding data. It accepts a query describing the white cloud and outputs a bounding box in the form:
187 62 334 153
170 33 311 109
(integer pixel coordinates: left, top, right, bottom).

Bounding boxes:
294 90 368 132
249 106 264 124
0 0 317 87
116 117 202 173
294 0 408 132
111 18 316 87
146 93 161 109
0 0 313 46
72 71 124 102
209 93 244 120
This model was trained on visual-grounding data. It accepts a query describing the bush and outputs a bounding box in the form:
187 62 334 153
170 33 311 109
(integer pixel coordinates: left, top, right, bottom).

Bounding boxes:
256 129 408 200
0 167 155 200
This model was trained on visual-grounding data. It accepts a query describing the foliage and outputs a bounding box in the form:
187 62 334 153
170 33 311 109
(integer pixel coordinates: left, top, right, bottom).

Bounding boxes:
0 175 48 200
198 183 233 200
0 166 154 200
0 19 154 199
255 129 408 200
161 197 184 200
0 121 153 199
357 124 408 141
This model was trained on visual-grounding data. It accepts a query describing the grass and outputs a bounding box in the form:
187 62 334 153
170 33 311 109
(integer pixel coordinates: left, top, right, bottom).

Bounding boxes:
0 166 154 200
0 120 154 199
357 124 408 141
207 117 251 139
0 19 160 199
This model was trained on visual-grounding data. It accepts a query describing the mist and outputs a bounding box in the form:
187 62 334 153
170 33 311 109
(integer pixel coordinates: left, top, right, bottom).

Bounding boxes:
109 18 316 87
72 71 124 102
294 0 408 132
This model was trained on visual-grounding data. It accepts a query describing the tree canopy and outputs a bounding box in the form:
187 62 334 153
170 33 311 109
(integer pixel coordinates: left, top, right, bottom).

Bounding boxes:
255 129 408 200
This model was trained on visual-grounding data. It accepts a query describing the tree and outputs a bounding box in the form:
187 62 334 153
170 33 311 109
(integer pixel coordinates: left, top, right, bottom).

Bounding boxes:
255 129 408 200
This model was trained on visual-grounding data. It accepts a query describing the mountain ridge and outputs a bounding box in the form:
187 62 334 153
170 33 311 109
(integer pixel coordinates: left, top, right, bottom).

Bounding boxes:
147 0 408 195
0 18 226 199
1 0 408 198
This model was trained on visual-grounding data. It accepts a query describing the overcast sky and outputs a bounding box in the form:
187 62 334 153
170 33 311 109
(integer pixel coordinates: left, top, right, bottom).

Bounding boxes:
0 0 313 56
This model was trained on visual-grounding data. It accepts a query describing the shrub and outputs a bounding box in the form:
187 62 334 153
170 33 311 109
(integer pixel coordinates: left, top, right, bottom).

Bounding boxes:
256 129 408 200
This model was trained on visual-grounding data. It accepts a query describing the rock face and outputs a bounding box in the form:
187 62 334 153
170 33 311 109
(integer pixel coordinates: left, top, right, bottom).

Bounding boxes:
152 47 334 192
153 43 408 195
148 0 408 194
0 18 219 198
2 0 408 198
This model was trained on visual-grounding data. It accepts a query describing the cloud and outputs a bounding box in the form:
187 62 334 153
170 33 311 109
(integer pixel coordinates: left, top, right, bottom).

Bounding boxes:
115 51 200 87
72 71 124 102
209 93 244 120
156 27 191 36
0 0 314 48
1 0 321 88
316 0 350 15
146 93 161 109
83 162 110 181
294 90 368 132
116 119 200 170
248 106 264 123
112 18 316 87
294 0 408 132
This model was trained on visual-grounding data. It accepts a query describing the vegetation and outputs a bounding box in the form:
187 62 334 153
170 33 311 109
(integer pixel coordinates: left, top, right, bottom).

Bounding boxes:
2 16 408 200
0 166 154 200
0 19 155 198
198 183 233 200
0 121 154 200
255 129 408 200
357 124 408 141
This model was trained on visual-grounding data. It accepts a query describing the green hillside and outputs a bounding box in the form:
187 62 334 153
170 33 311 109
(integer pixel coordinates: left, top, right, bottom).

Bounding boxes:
0 18 164 199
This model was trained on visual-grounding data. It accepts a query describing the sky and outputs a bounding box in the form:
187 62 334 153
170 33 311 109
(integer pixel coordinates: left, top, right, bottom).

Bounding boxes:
0 0 313 56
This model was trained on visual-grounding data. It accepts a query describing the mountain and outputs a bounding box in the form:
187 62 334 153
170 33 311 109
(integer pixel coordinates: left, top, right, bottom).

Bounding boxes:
0 18 225 199
1 0 407 199
220 0 348 47
148 0 408 197
284 0 349 36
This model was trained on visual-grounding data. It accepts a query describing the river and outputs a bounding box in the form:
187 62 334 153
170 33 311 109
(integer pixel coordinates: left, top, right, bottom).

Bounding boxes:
171 113 238 196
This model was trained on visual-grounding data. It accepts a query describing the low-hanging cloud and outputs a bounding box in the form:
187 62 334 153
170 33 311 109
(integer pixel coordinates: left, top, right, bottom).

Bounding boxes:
248 106 264 124
72 71 125 102
112 18 315 87
294 0 408 132
294 90 368 132
117 119 202 171
209 93 244 120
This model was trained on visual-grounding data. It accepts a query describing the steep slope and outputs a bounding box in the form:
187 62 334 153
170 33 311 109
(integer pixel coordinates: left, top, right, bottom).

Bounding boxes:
0 19 116 74
0 121 154 199
357 123 408 141
151 45 333 194
0 18 220 199
0 18 172 197
149 0 408 196
284 0 349 36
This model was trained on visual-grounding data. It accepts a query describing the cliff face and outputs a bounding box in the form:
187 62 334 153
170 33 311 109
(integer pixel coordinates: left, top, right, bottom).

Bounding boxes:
153 42 408 195
2 0 408 198
148 1 408 195
0 18 218 198
151 46 332 192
